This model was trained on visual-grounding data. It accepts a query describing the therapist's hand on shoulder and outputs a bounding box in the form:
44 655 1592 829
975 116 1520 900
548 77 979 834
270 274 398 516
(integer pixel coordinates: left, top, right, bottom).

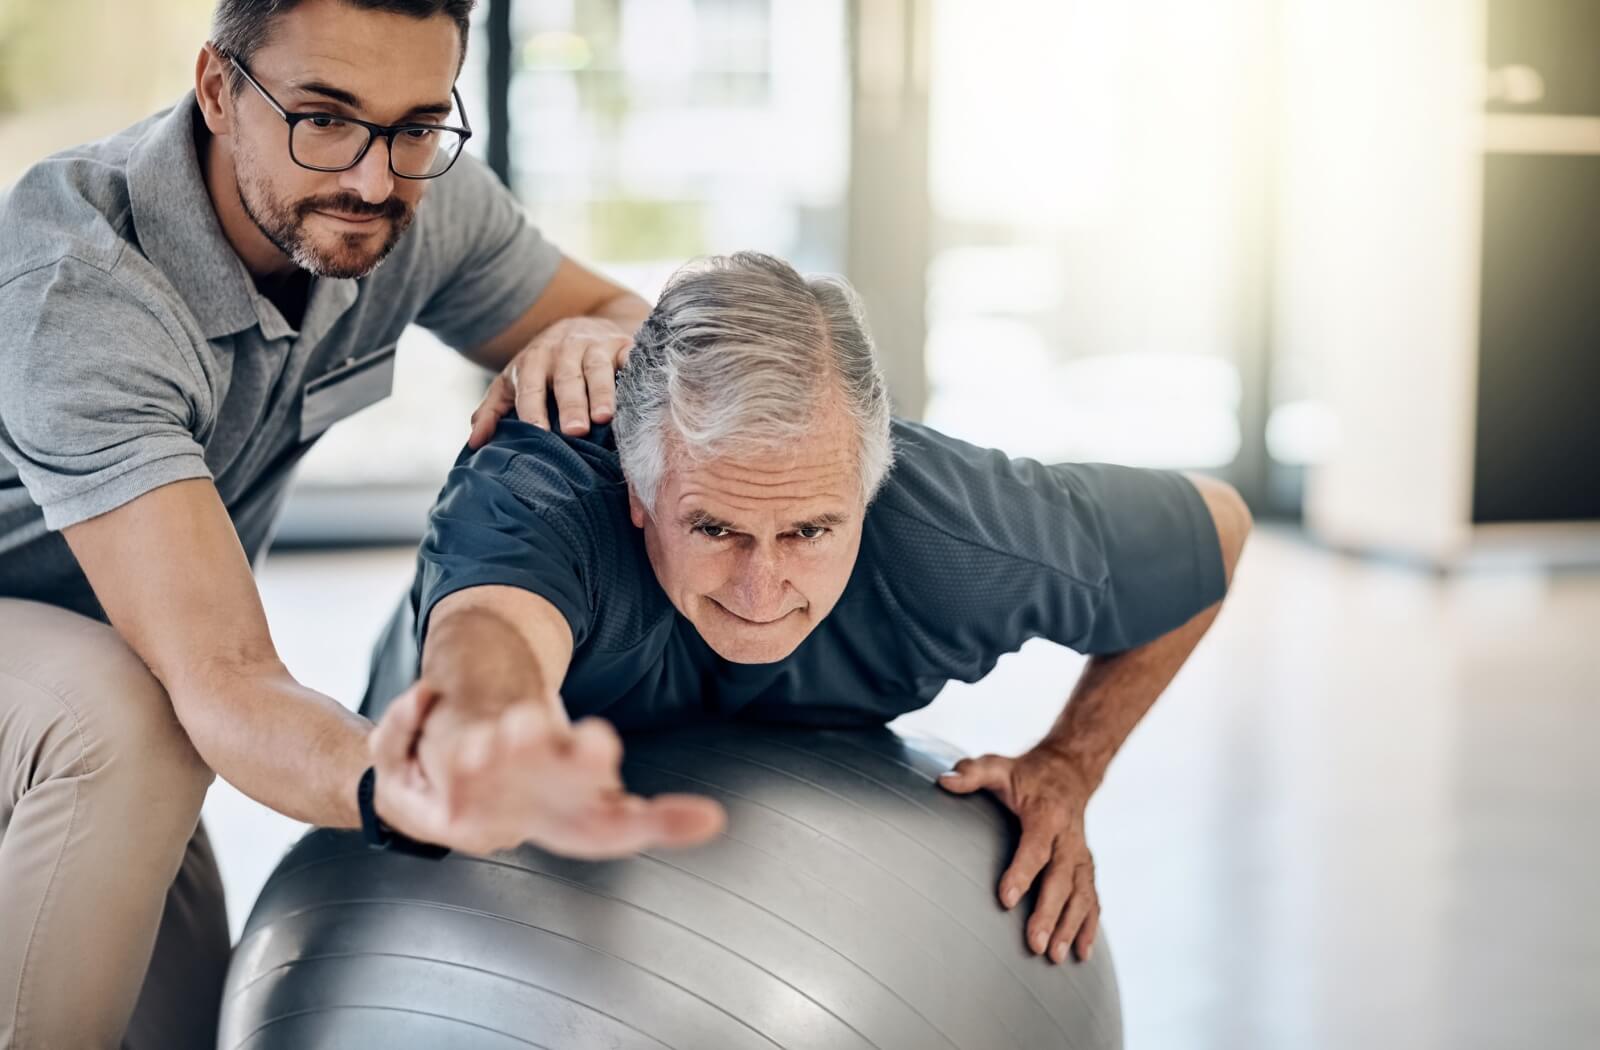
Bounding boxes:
467 315 634 447
367 679 725 859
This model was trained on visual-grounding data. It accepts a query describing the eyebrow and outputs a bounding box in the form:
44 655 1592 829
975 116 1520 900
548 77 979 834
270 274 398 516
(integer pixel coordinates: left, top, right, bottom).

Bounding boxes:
678 509 850 532
290 79 455 121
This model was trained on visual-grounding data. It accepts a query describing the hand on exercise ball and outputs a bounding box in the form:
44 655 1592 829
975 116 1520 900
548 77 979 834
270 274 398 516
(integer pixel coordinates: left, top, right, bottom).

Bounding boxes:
939 745 1100 964
367 680 725 858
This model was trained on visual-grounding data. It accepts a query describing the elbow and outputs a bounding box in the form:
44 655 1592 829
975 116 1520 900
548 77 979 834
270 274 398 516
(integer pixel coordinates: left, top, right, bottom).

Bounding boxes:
1185 473 1252 587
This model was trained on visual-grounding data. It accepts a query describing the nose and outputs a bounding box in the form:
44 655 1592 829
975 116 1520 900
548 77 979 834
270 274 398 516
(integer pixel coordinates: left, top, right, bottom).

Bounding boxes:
729 547 789 622
340 135 395 205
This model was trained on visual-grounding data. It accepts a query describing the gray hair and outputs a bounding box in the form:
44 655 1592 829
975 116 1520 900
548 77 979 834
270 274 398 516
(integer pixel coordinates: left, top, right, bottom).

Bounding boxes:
614 252 894 514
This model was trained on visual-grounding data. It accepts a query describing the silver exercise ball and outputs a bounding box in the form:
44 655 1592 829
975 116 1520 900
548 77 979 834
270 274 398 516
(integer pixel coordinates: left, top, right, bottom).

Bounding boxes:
219 723 1123 1049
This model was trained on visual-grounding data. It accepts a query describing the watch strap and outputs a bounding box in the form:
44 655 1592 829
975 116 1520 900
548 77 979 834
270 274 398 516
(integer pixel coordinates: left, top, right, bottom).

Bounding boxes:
356 765 449 859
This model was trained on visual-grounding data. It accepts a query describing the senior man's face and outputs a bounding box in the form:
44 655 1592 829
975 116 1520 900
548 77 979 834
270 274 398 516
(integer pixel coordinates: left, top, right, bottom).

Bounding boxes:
629 404 866 665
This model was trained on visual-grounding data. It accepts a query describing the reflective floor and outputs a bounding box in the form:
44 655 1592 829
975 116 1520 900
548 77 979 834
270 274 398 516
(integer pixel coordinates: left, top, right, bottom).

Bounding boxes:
206 527 1600 1050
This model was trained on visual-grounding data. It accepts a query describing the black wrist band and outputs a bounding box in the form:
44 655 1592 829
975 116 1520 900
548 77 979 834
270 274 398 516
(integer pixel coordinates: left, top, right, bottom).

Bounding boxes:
357 766 449 859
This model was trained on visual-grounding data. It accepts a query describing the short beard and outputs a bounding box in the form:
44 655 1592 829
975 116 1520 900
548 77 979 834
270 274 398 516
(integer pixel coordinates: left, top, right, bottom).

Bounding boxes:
236 157 415 280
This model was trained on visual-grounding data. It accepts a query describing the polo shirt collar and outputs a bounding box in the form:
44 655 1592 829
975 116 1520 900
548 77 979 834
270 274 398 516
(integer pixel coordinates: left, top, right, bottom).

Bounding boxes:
127 93 261 340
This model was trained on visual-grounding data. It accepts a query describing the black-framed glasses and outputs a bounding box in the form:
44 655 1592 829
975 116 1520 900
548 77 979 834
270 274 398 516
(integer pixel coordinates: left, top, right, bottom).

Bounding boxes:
227 54 472 179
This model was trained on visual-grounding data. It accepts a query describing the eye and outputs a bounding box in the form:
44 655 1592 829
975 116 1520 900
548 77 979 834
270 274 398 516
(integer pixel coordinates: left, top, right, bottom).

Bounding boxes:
307 115 347 130
695 524 731 540
795 526 830 541
402 126 439 140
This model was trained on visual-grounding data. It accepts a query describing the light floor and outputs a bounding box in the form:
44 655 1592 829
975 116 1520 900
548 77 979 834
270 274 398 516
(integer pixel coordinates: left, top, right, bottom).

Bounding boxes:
204 527 1600 1050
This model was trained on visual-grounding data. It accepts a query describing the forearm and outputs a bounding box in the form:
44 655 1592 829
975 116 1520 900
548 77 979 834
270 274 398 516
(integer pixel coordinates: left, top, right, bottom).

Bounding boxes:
169 663 370 827
589 289 650 333
1038 601 1222 791
422 605 564 723
419 587 576 739
1041 471 1252 789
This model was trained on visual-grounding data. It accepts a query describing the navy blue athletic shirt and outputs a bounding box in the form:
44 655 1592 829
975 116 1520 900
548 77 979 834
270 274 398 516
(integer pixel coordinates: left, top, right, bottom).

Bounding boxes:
397 417 1225 730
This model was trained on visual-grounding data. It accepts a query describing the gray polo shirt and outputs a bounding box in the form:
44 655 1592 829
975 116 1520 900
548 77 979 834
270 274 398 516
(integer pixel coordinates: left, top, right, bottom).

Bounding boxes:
0 93 561 620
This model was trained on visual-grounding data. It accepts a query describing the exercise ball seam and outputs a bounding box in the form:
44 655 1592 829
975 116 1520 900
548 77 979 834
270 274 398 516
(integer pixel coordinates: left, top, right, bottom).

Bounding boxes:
720 733 1012 840
631 850 962 1050
621 759 1062 1048
666 741 1109 1040
647 742 1115 1045
685 737 1109 1039
231 892 801 1050
227 949 674 1049
231 1002 555 1050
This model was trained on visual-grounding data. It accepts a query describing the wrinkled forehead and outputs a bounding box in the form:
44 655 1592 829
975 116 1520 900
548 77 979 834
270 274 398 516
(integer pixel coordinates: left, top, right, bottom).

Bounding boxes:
250 0 461 120
665 440 862 524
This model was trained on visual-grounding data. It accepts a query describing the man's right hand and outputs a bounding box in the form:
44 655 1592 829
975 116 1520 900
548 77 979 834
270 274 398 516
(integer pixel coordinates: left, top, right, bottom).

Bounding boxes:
367 679 726 859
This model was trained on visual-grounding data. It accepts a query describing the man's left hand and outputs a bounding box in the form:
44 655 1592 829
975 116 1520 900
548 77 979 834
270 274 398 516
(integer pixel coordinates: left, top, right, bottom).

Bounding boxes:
939 745 1101 964
468 316 634 447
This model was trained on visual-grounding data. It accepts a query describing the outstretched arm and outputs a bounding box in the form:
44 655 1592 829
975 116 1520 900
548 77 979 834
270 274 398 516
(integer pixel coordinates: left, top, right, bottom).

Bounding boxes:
370 585 724 858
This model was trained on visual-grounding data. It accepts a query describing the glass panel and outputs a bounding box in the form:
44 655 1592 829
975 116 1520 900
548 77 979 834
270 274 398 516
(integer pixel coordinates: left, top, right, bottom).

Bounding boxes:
0 0 213 186
507 0 851 297
921 0 1269 470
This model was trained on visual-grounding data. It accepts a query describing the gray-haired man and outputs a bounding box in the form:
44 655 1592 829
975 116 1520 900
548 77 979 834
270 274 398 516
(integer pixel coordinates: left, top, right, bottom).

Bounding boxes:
365 252 1253 971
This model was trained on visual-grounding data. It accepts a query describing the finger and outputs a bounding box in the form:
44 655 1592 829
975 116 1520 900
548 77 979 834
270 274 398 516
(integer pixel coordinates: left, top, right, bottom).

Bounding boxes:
468 372 516 448
581 341 621 423
570 716 624 771
938 754 1010 796
1073 906 1100 963
1027 855 1075 955
370 683 433 773
551 351 592 436
642 793 727 848
510 355 552 430
567 793 725 859
998 821 1056 910
1050 867 1098 964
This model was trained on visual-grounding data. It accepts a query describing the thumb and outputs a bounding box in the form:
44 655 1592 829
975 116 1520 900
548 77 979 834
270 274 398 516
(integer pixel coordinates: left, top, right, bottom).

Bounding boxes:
370 680 438 770
468 372 515 448
938 754 1011 795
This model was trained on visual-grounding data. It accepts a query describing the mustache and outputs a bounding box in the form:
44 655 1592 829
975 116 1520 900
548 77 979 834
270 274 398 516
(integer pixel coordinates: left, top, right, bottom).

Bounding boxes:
295 194 410 222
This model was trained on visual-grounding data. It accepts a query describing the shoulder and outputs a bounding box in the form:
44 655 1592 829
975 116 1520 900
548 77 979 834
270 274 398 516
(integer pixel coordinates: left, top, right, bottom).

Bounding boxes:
451 418 625 509
860 419 1125 623
0 251 204 424
415 151 513 221
405 152 519 259
0 120 150 286
870 418 1082 564
0 117 200 360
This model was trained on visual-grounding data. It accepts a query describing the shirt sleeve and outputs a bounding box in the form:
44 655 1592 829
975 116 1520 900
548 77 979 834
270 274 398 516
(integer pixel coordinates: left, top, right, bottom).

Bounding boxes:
411 153 564 353
1059 460 1227 652
873 421 1227 664
412 432 597 653
0 257 213 531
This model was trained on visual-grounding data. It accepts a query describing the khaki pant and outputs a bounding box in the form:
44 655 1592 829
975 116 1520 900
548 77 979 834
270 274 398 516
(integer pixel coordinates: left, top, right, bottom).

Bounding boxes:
0 599 229 1049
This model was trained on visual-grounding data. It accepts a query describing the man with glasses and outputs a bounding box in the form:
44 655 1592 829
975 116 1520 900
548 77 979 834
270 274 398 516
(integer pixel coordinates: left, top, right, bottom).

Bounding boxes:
0 1 658 1047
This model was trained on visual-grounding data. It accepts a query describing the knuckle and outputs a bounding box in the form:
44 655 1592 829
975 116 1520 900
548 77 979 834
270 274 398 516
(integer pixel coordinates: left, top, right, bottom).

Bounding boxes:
1017 844 1050 868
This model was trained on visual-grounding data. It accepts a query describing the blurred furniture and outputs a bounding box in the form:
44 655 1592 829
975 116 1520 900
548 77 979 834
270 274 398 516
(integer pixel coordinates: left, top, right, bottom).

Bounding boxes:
1286 0 1600 567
